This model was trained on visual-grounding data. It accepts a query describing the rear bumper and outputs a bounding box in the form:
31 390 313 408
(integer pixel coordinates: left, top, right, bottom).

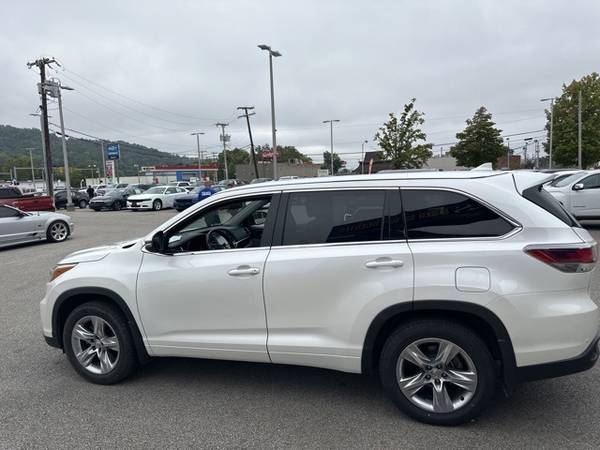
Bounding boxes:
516 335 600 382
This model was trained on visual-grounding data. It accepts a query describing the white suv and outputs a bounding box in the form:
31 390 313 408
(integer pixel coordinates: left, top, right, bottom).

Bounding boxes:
40 171 600 425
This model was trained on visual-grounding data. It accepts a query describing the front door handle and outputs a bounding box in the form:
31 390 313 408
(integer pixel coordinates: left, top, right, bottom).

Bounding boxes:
228 265 261 276
365 258 404 269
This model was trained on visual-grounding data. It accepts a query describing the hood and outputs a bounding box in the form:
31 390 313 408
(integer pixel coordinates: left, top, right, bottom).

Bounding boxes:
59 238 142 264
127 194 151 201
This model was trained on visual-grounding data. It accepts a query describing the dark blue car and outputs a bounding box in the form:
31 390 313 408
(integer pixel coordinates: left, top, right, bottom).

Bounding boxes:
173 186 225 212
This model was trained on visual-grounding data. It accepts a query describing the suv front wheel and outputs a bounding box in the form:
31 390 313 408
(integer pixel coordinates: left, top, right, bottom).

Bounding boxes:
379 319 496 425
63 301 138 384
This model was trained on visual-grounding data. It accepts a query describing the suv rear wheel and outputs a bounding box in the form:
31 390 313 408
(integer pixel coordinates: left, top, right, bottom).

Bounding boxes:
63 301 138 384
379 319 496 425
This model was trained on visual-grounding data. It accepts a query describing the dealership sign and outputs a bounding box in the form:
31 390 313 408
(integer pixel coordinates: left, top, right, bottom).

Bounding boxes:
106 143 120 160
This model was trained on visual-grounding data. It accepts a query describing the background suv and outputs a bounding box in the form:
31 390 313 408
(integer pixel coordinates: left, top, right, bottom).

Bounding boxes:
41 171 599 425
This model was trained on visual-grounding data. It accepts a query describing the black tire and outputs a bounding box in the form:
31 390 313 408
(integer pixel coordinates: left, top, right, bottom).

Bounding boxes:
152 199 162 211
46 220 70 243
379 319 496 426
112 201 121 211
78 199 88 209
63 301 138 384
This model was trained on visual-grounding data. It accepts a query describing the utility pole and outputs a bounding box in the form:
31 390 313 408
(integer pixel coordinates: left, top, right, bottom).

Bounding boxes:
25 148 36 190
541 97 555 169
578 90 583 169
323 120 340 175
237 106 259 179
27 57 57 196
45 79 75 208
523 137 533 168
534 139 540 169
506 137 510 170
215 123 230 180
191 132 205 182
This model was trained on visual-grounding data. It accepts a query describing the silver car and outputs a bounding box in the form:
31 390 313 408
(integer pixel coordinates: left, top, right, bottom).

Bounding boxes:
0 205 74 249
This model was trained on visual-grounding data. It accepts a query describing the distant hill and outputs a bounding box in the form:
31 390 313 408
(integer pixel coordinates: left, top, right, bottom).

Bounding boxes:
0 124 195 176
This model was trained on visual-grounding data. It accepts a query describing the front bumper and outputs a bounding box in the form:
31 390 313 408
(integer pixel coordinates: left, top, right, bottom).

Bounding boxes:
516 335 600 382
89 201 112 210
127 201 152 209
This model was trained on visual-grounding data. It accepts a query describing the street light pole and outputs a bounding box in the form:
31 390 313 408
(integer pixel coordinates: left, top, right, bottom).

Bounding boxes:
25 148 36 190
215 123 229 180
578 90 583 169
506 137 510 170
191 132 205 182
323 120 340 175
361 140 368 174
541 97 555 170
258 44 282 180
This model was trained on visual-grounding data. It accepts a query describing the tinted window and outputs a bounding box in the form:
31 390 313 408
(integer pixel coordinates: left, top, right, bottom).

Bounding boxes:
166 187 178 194
282 190 385 245
0 188 20 198
525 185 579 227
402 190 514 239
0 206 20 218
580 174 600 189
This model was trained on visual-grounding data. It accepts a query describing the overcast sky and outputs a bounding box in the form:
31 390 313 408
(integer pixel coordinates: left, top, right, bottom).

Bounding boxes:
2 0 600 168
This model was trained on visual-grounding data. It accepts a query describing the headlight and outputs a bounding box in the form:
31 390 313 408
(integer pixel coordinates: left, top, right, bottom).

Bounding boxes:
50 264 77 281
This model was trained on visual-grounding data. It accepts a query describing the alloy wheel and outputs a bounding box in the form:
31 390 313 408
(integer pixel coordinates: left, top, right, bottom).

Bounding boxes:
70 315 120 375
396 338 478 413
49 222 68 241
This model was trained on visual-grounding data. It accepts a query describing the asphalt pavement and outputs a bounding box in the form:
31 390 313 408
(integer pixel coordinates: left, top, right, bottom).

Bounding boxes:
2 209 600 449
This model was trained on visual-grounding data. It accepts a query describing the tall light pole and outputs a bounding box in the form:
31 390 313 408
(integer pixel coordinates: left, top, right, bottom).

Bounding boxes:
45 79 74 208
25 147 36 190
541 97 555 170
578 90 583 169
191 132 205 182
506 137 510 170
361 140 368 174
258 44 282 179
215 123 229 180
29 113 49 187
323 120 340 175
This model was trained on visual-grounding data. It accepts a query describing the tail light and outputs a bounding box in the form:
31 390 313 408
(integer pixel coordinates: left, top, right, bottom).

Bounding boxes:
524 244 597 273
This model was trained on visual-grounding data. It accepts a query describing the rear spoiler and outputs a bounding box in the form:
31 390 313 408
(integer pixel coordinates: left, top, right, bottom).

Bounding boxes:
511 172 554 194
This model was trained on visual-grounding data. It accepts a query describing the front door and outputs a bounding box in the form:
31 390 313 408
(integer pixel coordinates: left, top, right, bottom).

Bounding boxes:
570 173 600 217
263 189 414 373
137 193 278 363
0 206 41 245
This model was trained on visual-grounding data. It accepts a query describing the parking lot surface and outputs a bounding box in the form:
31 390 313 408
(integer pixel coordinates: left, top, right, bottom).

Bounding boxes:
2 209 600 449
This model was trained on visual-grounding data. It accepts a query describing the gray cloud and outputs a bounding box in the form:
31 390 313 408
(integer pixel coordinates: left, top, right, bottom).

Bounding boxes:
2 0 599 167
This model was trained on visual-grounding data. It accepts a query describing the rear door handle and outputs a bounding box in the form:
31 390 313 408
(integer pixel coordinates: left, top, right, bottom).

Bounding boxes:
365 258 404 269
228 265 261 276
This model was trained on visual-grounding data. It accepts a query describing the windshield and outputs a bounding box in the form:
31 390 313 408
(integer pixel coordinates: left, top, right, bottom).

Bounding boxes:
551 172 586 187
145 187 166 194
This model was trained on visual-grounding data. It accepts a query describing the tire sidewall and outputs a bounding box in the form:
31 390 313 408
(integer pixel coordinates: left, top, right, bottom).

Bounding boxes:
152 199 162 211
79 199 87 208
379 320 496 426
46 220 69 242
63 302 137 384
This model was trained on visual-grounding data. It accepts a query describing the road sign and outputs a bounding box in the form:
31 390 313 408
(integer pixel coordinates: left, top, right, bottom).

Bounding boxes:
105 160 114 178
106 143 120 160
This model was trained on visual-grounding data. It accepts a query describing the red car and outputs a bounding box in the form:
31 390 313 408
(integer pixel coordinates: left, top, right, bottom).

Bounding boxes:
0 186 54 211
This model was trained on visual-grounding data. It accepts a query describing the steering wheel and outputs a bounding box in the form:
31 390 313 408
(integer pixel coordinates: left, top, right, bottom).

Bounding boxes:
206 228 236 250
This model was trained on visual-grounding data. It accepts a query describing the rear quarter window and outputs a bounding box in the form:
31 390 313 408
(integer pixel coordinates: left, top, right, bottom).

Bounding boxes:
524 185 579 227
401 189 515 239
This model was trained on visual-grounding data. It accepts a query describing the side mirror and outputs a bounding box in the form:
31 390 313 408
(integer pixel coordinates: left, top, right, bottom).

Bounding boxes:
573 183 584 191
151 231 166 253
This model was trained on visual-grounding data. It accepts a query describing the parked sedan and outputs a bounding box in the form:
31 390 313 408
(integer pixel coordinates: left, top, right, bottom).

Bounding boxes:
90 186 144 211
544 170 600 218
0 204 73 248
127 186 188 211
54 190 90 209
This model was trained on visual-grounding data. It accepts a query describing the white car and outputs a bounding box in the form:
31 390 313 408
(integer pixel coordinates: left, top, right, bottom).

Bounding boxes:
544 170 600 218
41 171 599 425
0 205 73 248
126 186 188 211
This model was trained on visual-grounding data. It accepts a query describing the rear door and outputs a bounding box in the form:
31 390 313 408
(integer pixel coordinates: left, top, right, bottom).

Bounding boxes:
263 188 413 373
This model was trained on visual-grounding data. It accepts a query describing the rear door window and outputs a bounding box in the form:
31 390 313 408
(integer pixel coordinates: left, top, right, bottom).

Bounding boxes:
281 190 385 245
401 189 515 239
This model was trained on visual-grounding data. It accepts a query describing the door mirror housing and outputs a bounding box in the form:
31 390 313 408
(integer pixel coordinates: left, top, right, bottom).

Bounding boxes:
573 183 584 191
151 231 166 253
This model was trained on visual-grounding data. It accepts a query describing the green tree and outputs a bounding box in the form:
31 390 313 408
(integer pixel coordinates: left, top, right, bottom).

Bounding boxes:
547 73 600 168
321 151 343 174
255 145 312 163
374 98 432 169
449 107 506 168
218 148 250 179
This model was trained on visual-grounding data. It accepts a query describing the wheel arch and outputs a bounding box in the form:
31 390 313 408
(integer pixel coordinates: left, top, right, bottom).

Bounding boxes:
52 287 150 364
361 300 517 388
